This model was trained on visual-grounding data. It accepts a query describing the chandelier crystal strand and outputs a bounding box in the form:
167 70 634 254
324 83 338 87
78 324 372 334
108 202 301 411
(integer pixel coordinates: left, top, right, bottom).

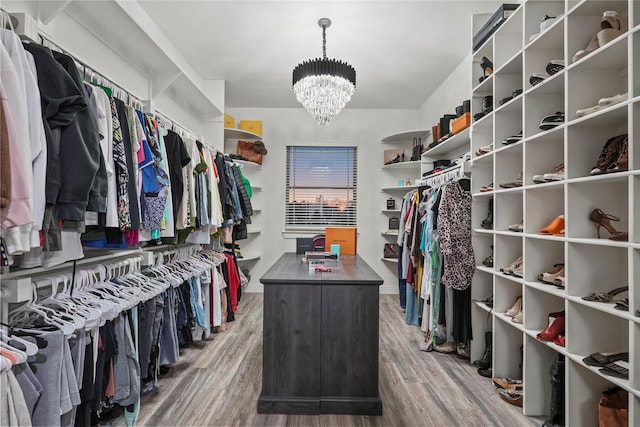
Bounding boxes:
292 18 356 126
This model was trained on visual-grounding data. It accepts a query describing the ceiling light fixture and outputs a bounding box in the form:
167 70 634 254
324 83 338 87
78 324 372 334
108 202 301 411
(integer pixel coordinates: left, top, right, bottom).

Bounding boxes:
292 18 356 126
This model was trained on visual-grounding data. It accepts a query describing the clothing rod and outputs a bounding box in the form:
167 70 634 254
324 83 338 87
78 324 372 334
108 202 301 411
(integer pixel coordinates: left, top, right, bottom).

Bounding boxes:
37 33 144 108
154 109 198 140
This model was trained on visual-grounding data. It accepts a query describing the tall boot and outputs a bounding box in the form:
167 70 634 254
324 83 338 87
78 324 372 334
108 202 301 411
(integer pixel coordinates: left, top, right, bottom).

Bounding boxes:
481 199 493 229
473 331 492 369
543 354 565 427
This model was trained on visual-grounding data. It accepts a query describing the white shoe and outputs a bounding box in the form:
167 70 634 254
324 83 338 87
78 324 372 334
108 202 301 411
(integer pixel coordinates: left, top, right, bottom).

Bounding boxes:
598 92 628 107
576 104 604 118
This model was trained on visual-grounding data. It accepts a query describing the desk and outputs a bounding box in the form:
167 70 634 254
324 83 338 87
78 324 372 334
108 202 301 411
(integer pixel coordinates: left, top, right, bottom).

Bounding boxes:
258 253 383 415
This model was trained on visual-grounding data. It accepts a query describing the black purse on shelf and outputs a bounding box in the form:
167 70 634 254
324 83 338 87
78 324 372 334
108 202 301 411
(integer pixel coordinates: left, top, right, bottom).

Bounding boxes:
388 217 400 230
410 137 423 161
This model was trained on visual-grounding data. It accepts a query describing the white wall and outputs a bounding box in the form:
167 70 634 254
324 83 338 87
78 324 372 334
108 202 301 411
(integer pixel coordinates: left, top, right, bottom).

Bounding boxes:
418 54 473 145
226 107 419 295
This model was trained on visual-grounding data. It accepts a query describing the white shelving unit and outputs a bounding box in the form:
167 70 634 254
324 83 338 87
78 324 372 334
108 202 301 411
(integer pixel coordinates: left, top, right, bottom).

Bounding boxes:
224 128 263 269
469 1 639 425
380 130 429 262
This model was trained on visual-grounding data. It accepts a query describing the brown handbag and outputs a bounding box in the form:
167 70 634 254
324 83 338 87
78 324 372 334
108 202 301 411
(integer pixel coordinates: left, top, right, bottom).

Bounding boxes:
383 243 398 259
237 140 263 165
599 387 628 427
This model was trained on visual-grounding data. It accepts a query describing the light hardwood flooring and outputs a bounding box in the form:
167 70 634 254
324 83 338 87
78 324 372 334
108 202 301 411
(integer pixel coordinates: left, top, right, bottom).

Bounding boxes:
108 293 540 427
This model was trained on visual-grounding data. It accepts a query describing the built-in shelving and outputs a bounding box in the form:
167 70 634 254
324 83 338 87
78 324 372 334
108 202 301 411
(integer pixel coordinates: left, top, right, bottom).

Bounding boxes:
469 2 639 425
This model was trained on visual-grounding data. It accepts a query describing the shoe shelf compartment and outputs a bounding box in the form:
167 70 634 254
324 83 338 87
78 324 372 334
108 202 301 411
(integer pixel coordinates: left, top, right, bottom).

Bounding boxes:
566 242 628 297
524 128 564 187
495 143 523 185
634 33 640 98
566 179 628 239
380 129 431 144
495 233 523 273
495 192 523 232
494 6 524 67
524 238 565 282
523 287 565 338
523 90 565 140
633 103 640 170
380 257 398 263
381 209 401 214
470 125 493 161
492 315 524 379
495 97 523 134
634 177 640 244
524 185 564 234
472 30 494 92
522 335 559 416
524 0 565 44
524 9 565 54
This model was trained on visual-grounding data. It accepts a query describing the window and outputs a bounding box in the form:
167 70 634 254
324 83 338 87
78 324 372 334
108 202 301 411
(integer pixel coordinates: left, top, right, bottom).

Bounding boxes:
285 146 357 229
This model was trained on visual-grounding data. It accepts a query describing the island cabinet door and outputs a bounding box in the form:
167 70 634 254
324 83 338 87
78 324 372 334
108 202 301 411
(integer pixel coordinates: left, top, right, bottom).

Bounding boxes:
320 283 382 415
259 283 321 414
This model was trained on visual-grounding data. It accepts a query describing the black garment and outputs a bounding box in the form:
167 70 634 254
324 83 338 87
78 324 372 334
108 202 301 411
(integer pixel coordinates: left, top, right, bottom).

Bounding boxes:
83 83 109 215
214 153 237 227
163 130 190 221
220 261 235 322
115 98 140 230
52 51 104 220
22 43 84 208
92 321 117 414
74 334 95 427
231 164 253 219
451 286 472 344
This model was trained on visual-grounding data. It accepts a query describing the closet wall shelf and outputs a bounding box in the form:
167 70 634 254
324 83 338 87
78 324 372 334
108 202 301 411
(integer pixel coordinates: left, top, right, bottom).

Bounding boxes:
524 181 564 191
497 273 524 285
564 238 638 249
566 353 638 399
224 128 262 141
381 130 431 143
381 161 422 171
523 234 566 242
565 172 631 186
524 281 566 299
475 265 494 274
422 127 470 158
381 257 398 263
566 101 629 128
247 229 262 235
381 209 401 214
523 329 568 355
237 255 261 263
473 229 495 235
381 231 399 236
233 158 262 169
473 301 492 314
495 230 524 237
381 185 421 192
566 295 635 321
495 312 525 332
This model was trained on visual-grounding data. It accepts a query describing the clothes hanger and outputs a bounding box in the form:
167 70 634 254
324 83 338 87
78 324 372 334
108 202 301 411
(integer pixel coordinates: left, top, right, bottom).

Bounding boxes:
0 328 38 356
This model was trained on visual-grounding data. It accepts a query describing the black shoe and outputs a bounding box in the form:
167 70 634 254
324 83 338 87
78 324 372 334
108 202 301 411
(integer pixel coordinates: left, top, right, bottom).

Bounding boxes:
478 367 493 378
540 112 564 130
480 199 493 229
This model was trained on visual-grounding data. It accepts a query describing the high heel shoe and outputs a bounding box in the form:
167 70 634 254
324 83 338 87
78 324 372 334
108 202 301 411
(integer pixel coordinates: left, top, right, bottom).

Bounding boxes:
589 208 628 241
506 296 522 317
479 56 493 82
537 311 565 342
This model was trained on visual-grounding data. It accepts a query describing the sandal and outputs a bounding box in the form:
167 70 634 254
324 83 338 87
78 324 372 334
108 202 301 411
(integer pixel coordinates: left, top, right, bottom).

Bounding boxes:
599 362 629 379
538 264 564 285
530 72 550 86
499 389 523 407
493 377 523 390
553 276 565 288
540 112 564 130
581 286 628 302
546 60 565 75
583 352 628 367
614 298 629 311
508 222 524 233
538 215 565 235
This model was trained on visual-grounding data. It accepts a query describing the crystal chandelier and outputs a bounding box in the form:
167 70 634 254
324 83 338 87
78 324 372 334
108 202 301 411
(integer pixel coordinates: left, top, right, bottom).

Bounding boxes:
292 18 356 126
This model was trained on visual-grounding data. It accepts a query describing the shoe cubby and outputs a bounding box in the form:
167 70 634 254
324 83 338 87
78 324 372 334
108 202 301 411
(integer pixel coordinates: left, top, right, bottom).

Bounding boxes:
495 143 523 187
472 35 494 92
567 301 629 356
473 234 494 270
633 250 640 319
524 1 565 48
495 53 523 110
566 109 628 180
495 234 523 279
494 5 524 67
494 105 524 146
522 336 558 417
566 39 628 123
524 22 564 83
566 179 629 240
523 185 564 235
472 196 494 233
470 154 493 195
524 238 565 284
524 287 565 340
633 322 640 389
523 127 564 187
632 175 640 244
566 359 627 427
493 313 524 379
566 243 628 312
471 120 493 159
495 193 523 233
522 88 564 140
634 32 640 98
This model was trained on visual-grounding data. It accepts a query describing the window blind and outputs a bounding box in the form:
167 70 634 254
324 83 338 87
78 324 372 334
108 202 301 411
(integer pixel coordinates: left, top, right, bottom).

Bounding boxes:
285 146 357 229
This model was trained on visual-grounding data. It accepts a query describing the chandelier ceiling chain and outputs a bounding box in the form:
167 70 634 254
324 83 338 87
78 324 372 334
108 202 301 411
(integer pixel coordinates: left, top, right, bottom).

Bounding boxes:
292 17 356 126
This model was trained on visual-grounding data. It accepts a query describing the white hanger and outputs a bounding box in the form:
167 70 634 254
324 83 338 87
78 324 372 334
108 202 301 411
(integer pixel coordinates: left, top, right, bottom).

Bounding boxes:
0 328 38 356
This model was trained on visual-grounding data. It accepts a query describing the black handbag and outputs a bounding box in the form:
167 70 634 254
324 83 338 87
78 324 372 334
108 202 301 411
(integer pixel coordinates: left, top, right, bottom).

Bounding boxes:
388 217 399 230
410 137 423 161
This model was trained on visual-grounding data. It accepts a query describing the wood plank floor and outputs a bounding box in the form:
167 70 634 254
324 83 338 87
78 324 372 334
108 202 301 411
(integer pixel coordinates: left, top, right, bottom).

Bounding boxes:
107 293 540 426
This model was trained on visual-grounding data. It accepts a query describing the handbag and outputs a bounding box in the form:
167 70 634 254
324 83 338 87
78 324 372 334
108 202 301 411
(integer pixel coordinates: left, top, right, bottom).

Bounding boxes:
383 243 398 259
388 217 399 230
237 140 263 165
599 387 628 427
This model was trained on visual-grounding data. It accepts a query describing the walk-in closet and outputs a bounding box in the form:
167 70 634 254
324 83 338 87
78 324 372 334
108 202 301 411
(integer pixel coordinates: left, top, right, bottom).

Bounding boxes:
1 1 637 426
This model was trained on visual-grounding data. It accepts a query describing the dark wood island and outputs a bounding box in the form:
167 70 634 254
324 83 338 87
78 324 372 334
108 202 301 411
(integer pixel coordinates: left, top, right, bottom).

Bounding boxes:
258 253 383 415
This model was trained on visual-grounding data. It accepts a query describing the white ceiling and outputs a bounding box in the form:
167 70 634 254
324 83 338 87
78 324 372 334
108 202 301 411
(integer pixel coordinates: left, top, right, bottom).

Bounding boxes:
135 1 507 110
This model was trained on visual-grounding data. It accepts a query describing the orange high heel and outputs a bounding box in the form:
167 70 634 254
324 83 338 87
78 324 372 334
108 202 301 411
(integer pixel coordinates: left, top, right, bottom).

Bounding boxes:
538 215 565 236
589 208 628 241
